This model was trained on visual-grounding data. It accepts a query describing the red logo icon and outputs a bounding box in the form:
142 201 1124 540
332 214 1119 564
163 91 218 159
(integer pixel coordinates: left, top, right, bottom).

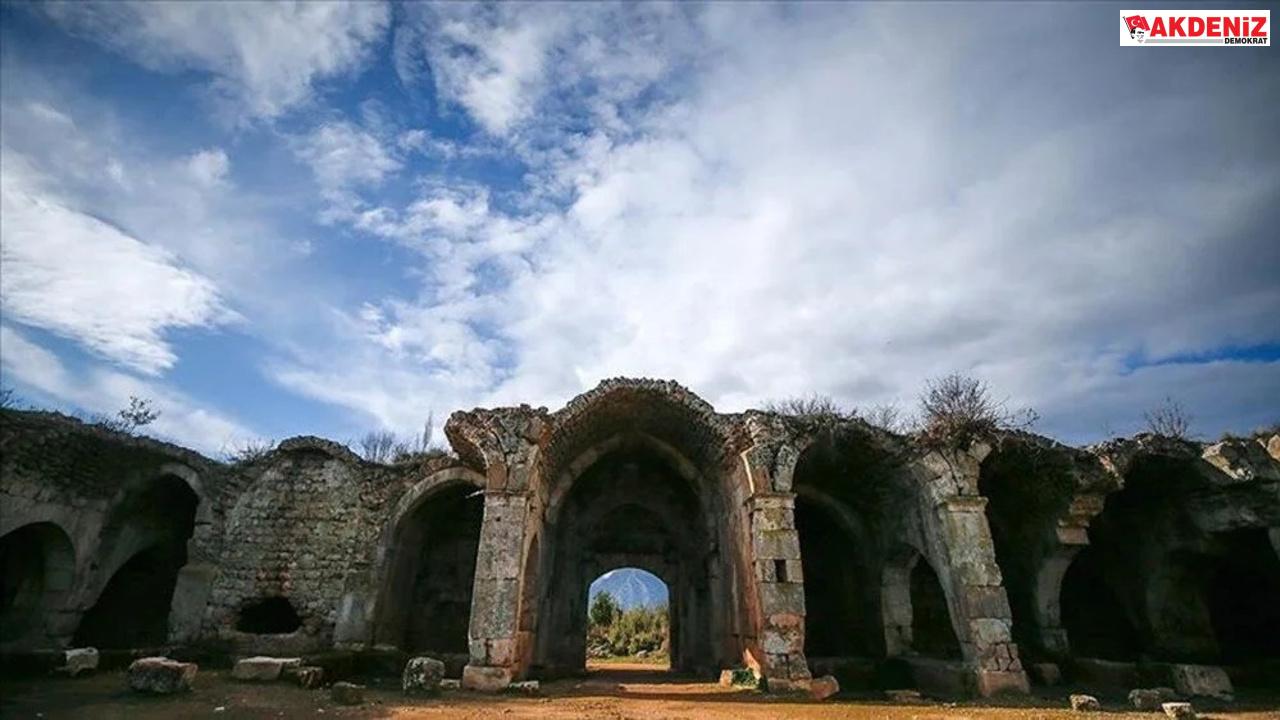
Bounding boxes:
1125 14 1151 41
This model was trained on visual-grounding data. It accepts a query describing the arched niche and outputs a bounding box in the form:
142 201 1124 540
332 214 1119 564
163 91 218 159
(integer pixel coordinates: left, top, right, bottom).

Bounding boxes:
374 470 484 656
74 474 198 648
0 522 75 645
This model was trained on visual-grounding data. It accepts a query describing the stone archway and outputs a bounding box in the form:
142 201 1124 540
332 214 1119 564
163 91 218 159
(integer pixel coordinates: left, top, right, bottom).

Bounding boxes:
74 474 198 648
375 479 483 658
535 441 718 676
882 547 962 660
0 522 75 646
794 491 881 659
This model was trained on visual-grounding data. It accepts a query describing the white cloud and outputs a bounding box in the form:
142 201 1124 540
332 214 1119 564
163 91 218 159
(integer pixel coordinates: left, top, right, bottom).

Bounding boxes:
279 4 1280 443
292 121 401 193
186 148 230 187
1 156 237 375
0 325 254 454
40 1 390 122
398 4 694 139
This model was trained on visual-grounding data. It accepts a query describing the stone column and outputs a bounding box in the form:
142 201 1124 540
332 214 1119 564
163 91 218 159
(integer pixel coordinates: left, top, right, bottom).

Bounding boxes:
929 494 1028 695
746 492 811 689
1033 493 1106 656
912 445 1029 696
462 490 531 691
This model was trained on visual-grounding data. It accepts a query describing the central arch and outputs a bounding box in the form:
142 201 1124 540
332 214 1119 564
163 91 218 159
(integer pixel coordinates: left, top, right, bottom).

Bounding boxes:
535 439 719 676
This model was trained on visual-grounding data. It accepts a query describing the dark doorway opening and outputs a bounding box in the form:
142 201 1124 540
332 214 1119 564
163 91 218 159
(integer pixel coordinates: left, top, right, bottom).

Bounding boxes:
378 483 483 655
910 559 961 659
1203 528 1280 663
0 523 75 643
74 476 198 648
796 496 880 658
75 545 185 647
1060 545 1140 660
237 597 303 634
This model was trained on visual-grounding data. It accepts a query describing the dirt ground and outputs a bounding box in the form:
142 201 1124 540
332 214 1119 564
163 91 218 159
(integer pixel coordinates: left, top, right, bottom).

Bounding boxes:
3 664 1279 720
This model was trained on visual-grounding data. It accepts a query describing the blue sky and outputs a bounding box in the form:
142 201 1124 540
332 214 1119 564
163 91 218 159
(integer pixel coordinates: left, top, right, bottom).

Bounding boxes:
1 2 1277 456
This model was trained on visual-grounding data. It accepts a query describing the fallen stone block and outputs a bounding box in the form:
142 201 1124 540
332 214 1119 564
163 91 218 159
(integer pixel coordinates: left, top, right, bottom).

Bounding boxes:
1069 694 1101 712
1130 687 1179 711
1162 702 1197 720
1171 664 1233 700
718 669 735 687
403 656 445 695
232 656 302 681
440 678 460 690
885 689 923 703
283 665 324 689
329 681 364 705
61 647 99 677
808 675 839 701
127 657 198 694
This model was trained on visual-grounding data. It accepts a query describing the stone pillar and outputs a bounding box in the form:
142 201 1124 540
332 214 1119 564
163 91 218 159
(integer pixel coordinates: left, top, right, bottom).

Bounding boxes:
932 494 1029 696
1033 493 1106 657
168 563 217 643
746 492 811 689
462 490 531 691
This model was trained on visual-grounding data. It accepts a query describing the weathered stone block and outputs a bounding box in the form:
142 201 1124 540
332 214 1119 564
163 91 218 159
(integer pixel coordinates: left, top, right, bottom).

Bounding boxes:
971 618 1011 644
1130 687 1179 711
761 624 803 655
62 647 98 677
329 681 364 705
959 585 1010 618
808 675 839 701
976 668 1029 696
127 657 197 694
1069 694 1100 712
462 664 512 692
758 582 805 612
232 656 302 681
1171 664 1233 700
753 529 801 560
469 577 520 637
485 637 518 666
441 678 461 690
752 507 795 532
403 656 445 695
1162 702 1197 720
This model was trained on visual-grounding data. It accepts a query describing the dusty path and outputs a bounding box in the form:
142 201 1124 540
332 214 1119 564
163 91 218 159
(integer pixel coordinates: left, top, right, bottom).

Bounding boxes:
4 666 1279 720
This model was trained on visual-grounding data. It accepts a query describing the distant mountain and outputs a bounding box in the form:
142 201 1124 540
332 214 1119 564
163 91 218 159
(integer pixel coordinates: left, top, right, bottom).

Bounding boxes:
589 568 668 610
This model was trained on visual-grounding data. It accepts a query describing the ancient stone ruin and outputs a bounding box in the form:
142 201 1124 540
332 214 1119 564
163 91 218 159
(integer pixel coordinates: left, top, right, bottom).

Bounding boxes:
2 377 1277 698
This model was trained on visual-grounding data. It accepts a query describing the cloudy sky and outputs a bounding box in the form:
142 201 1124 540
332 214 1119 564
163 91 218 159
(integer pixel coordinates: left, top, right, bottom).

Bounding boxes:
1 2 1277 455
